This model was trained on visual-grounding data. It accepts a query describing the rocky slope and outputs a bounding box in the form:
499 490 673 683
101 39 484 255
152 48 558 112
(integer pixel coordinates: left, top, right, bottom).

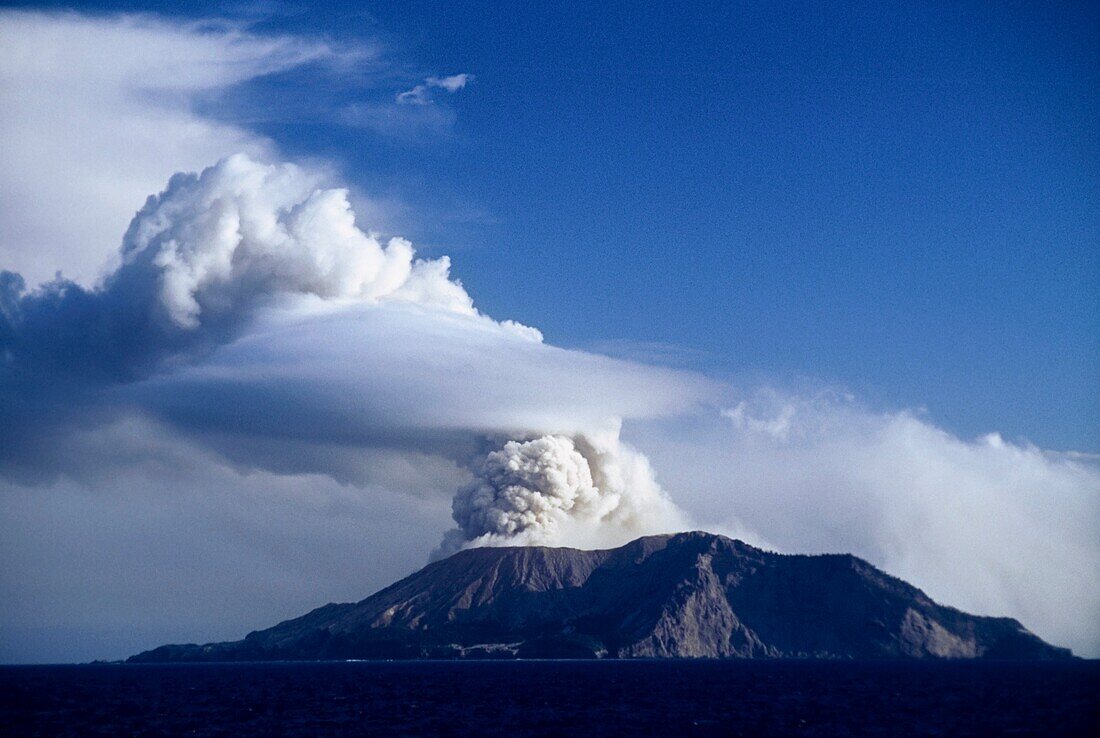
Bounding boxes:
130 532 1071 661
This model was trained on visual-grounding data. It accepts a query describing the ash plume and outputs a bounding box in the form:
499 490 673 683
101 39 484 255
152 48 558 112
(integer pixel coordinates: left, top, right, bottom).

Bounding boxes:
437 431 688 557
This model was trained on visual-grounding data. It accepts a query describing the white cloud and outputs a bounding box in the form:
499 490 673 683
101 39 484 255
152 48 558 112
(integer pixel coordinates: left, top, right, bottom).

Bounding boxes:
425 73 473 93
0 10 362 287
395 72 473 105
130 299 706 444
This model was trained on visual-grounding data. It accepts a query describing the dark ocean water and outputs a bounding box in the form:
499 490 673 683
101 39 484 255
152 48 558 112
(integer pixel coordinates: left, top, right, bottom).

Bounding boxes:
0 660 1097 737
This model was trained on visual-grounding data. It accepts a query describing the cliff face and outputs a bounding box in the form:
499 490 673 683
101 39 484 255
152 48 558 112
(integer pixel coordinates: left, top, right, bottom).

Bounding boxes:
130 532 1071 661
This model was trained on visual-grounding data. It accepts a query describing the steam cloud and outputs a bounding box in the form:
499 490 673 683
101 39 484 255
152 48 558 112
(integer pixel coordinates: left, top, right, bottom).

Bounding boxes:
440 432 686 557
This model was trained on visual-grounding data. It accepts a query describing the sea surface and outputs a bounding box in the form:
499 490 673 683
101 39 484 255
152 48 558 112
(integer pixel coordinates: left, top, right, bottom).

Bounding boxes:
1 660 1097 736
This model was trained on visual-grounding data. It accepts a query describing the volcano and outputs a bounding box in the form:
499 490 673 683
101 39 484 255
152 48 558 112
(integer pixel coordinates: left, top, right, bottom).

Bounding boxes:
129 531 1071 661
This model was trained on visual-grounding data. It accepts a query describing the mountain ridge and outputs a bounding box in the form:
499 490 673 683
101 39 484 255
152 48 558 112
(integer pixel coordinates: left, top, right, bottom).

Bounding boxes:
129 531 1072 661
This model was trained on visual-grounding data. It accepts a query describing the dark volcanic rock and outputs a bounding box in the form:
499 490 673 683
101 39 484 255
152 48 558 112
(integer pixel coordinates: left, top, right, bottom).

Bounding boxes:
129 532 1072 662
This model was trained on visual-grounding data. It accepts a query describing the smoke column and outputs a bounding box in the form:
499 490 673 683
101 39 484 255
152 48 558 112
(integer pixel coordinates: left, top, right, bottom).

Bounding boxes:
438 431 688 557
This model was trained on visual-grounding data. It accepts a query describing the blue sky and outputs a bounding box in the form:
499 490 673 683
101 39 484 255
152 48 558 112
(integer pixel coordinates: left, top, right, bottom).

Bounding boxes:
11 0 1098 450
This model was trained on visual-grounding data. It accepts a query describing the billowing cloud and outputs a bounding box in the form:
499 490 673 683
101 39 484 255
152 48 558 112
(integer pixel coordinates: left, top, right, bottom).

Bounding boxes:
0 10 367 287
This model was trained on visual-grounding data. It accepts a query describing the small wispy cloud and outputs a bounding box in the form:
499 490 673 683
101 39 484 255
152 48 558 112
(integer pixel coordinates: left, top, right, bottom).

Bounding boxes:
396 72 474 105
426 73 473 92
